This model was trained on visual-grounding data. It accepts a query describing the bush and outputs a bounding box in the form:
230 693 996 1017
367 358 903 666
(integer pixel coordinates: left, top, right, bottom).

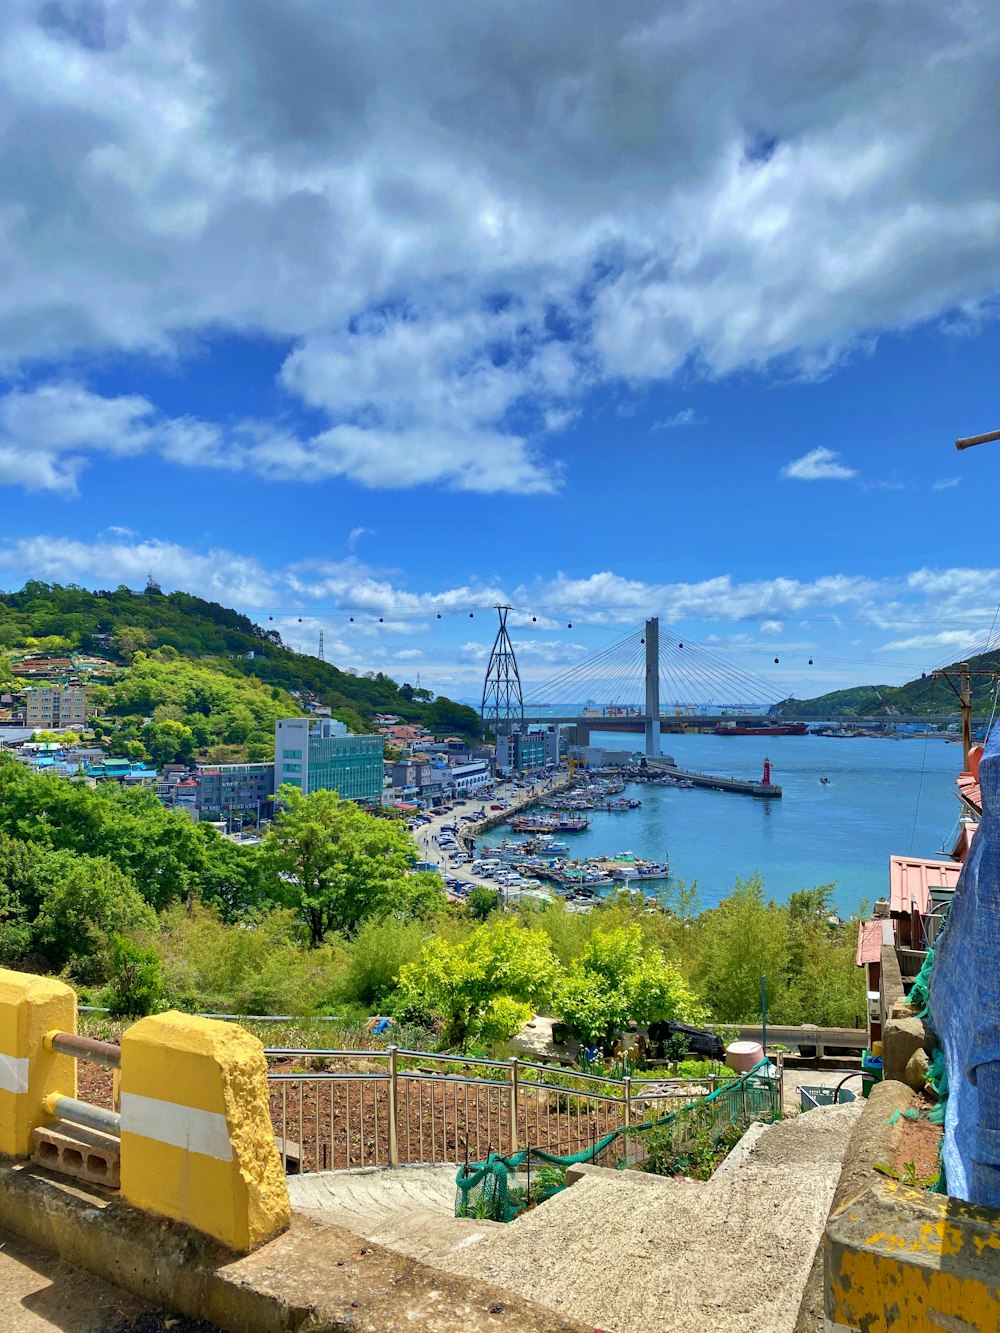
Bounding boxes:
31 853 157 984
338 917 431 1010
102 935 162 1019
155 902 348 1015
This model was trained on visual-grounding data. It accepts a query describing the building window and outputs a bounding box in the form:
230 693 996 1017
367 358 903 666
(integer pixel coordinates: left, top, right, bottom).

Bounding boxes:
282 748 302 759
283 763 302 774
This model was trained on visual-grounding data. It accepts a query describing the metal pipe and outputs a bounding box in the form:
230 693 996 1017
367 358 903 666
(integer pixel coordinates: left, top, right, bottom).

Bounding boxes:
956 427 1000 451
387 1046 399 1167
44 1030 121 1069
43 1094 120 1137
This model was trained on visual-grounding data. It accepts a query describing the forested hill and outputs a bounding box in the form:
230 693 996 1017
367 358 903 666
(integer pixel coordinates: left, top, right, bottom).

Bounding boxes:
780 648 1000 719
0 582 480 739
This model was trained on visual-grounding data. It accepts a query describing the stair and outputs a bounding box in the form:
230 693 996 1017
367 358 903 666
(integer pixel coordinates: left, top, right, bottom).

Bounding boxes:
286 1163 503 1266
435 1102 862 1333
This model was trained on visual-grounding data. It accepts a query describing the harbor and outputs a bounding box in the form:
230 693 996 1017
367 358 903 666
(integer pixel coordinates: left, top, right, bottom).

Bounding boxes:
463 732 962 915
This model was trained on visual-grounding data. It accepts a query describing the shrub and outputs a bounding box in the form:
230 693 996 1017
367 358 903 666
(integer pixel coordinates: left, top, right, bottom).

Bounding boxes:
102 935 162 1019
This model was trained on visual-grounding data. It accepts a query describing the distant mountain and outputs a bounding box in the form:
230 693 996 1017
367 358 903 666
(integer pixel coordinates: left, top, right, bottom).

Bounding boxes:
779 649 1000 719
0 581 481 739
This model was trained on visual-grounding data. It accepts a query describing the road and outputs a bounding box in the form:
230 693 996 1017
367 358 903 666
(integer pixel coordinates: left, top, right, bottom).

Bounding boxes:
411 772 571 901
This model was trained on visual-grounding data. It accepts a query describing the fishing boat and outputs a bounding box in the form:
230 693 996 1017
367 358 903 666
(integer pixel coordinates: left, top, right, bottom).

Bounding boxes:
510 814 589 833
597 852 671 884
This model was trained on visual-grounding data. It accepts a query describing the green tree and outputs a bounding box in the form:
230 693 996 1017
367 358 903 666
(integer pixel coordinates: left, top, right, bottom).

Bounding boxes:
32 853 157 983
466 886 501 921
395 916 560 1047
111 626 153 661
263 785 438 945
556 924 705 1048
140 718 196 766
695 875 790 1022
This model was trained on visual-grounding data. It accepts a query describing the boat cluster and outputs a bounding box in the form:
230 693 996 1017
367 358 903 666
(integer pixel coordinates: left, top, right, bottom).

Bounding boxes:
477 836 670 913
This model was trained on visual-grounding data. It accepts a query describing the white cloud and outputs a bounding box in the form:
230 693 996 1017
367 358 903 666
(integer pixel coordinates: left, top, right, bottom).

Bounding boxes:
932 476 962 490
781 447 858 481
0 1 997 494
347 527 374 551
2 530 998 688
0 377 558 495
881 629 984 653
651 409 699 430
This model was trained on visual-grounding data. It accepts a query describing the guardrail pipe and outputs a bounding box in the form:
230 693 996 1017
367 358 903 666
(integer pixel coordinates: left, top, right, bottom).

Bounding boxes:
42 1093 121 1137
509 1057 520 1153
44 1030 121 1069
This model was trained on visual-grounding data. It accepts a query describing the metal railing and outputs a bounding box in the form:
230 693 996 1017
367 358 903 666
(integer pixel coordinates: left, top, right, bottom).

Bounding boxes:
42 1030 122 1133
265 1047 769 1175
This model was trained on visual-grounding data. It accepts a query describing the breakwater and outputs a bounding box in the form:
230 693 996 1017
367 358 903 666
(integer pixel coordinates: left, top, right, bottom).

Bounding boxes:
647 758 782 798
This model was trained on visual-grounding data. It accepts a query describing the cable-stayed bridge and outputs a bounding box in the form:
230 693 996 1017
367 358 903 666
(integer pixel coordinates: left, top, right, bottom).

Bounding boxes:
482 614 973 754
482 614 791 755
517 618 787 754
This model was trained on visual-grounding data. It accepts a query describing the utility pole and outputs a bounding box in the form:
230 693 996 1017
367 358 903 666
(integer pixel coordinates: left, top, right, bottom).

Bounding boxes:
931 663 1000 768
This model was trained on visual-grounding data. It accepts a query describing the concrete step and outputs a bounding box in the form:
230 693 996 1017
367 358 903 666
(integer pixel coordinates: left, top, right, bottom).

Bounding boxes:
287 1163 503 1266
437 1102 863 1333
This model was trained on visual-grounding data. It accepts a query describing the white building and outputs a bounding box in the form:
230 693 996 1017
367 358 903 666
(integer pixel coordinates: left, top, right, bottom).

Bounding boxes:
447 759 491 793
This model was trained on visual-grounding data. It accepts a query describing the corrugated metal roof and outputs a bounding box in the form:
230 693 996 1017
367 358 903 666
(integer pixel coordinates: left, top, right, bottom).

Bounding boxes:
856 920 882 967
855 917 894 967
957 771 982 813
889 855 962 918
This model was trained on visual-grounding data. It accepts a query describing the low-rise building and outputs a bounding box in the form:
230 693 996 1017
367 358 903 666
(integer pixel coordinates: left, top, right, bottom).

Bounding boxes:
193 762 275 824
25 684 91 730
495 725 562 774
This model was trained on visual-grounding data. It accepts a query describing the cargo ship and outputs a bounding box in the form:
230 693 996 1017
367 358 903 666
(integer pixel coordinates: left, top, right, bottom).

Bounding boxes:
715 721 808 737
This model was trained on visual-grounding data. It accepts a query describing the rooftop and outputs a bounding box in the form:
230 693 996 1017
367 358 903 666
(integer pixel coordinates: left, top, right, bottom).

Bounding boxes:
888 854 962 919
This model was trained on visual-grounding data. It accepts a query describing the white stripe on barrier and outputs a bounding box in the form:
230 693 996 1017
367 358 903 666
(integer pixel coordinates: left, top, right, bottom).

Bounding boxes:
0 1053 29 1094
120 1091 233 1161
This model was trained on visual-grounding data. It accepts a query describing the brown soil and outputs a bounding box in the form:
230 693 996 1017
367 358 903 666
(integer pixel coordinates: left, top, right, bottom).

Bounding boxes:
891 1102 942 1187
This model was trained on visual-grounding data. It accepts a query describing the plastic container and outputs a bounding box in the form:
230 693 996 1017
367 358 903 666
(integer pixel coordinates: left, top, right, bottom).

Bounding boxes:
725 1040 764 1074
799 1085 858 1112
861 1051 883 1097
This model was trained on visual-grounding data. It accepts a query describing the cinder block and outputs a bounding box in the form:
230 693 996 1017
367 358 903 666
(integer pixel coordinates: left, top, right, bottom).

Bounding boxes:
32 1119 120 1189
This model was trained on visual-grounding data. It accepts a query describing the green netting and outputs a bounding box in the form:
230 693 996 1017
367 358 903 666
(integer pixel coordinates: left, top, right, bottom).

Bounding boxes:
908 945 934 1019
455 1061 779 1221
905 944 949 1190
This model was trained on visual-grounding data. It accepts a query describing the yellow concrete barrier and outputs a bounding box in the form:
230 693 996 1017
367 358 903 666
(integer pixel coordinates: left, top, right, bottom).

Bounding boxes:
0 970 76 1158
825 1178 1000 1331
119 1011 290 1252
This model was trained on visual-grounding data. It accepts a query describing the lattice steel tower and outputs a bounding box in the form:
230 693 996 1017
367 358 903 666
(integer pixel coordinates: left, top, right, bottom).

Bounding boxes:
481 605 524 736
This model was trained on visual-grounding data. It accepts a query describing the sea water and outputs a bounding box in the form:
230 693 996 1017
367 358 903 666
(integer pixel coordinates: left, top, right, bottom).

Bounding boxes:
479 733 966 917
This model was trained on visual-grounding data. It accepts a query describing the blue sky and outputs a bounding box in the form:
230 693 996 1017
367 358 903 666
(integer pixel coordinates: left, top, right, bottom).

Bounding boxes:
2 0 1000 706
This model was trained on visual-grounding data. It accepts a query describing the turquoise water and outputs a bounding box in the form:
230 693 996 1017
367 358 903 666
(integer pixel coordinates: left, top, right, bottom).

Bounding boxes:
480 733 966 916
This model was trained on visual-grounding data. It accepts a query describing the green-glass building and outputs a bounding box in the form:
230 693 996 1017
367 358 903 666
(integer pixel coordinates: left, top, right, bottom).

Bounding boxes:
275 718 384 803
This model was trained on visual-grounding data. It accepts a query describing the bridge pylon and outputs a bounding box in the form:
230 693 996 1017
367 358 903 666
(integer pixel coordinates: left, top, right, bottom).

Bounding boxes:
645 617 661 757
